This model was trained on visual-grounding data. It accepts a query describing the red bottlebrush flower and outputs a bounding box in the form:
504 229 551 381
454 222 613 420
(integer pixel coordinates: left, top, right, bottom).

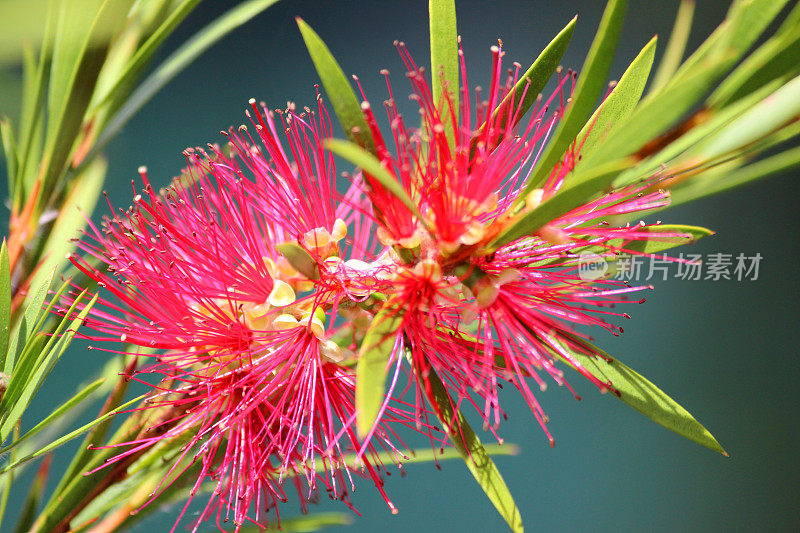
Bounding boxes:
67 98 438 531
348 42 693 444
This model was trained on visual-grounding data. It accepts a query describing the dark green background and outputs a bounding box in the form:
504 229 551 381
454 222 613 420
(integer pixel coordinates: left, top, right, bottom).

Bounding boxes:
3 1 799 531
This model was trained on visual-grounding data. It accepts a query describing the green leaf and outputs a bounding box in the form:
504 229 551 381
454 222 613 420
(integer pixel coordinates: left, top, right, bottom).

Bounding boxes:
1 120 18 197
39 0 128 204
90 0 203 113
533 225 713 270
31 392 155 533
669 144 800 206
248 513 352 532
48 356 135 501
478 16 576 141
709 2 800 107
490 159 630 250
83 0 280 167
5 269 56 376
0 241 10 368
695 74 800 163
650 0 695 93
277 242 320 280
583 58 729 170
576 36 656 162
0 392 146 475
611 80 779 188
424 368 523 532
15 15 52 208
0 291 97 443
556 333 726 455
670 0 788 87
326 138 423 220
0 0 124 67
619 224 713 253
428 0 458 146
0 423 18 530
583 0 789 171
11 454 51 533
356 299 403 437
0 378 104 458
297 18 375 154
520 0 627 195
29 155 106 295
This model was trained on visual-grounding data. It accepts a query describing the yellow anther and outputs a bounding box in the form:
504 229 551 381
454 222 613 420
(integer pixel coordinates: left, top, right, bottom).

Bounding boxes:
268 280 296 307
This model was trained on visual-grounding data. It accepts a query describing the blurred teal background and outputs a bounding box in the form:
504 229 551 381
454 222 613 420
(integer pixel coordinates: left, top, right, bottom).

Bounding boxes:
2 1 799 531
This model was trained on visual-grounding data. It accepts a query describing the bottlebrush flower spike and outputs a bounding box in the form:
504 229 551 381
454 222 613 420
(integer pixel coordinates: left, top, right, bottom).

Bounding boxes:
342 40 706 444
66 99 441 531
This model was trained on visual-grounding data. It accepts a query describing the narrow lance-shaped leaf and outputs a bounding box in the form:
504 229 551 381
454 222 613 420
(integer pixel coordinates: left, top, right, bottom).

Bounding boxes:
326 139 423 220
0 424 19 530
520 0 627 196
0 240 10 368
355 299 403 438
709 15 800 109
0 393 147 475
83 0 281 168
47 355 137 507
479 16 576 141
0 377 105 457
2 275 71 416
668 0 788 87
532 224 713 269
557 333 726 455
28 156 106 295
670 144 800 206
38 0 127 205
424 368 524 532
89 0 204 113
650 0 695 93
297 18 375 155
11 454 52 533
428 0 459 146
0 291 98 443
583 0 789 170
612 81 779 188
4 269 56 377
1 120 18 197
576 36 656 163
490 158 631 250
694 74 800 163
15 14 53 209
